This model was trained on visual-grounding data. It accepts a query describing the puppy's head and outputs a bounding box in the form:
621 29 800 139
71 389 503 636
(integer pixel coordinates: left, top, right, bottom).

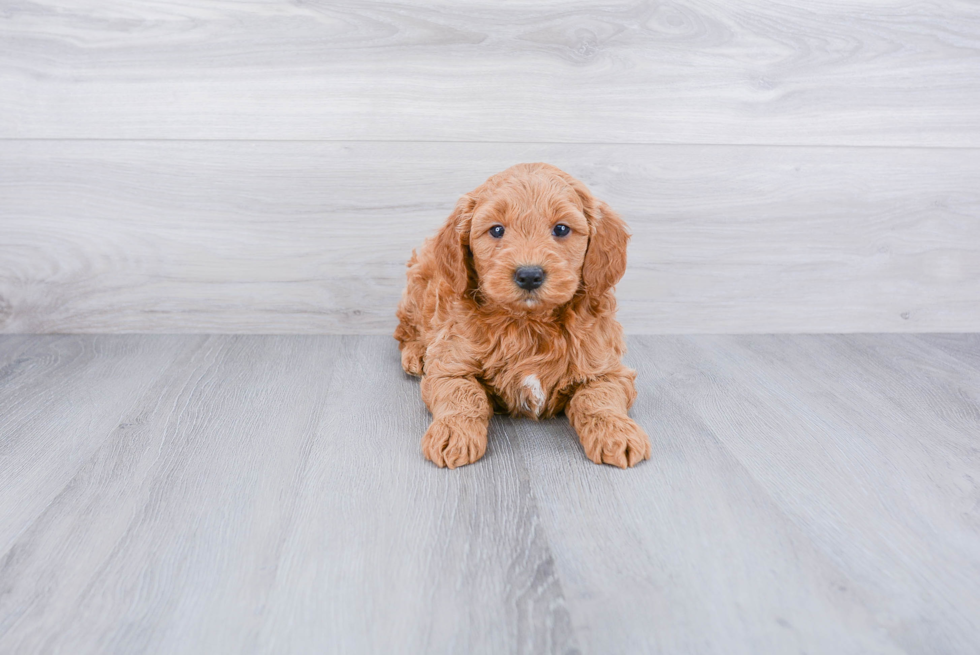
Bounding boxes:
433 163 629 313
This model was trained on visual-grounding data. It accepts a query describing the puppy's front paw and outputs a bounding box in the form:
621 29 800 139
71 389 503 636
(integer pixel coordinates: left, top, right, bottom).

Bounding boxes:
577 414 650 469
422 417 487 469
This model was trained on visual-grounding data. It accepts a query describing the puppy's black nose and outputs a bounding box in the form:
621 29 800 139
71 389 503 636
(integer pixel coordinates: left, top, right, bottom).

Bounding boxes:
514 266 546 291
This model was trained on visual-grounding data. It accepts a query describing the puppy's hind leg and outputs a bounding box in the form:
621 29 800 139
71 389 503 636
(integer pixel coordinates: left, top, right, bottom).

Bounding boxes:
394 304 425 376
399 339 426 376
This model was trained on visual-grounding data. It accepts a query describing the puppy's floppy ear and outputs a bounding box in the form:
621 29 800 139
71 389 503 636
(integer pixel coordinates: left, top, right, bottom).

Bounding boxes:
433 194 477 297
572 182 630 299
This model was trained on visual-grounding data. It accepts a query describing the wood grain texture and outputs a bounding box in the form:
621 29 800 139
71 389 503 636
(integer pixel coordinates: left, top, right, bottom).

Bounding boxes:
507 400 902 654
1 1 979 145
0 335 577 654
2 141 978 335
915 333 980 372
624 335 980 653
2 334 980 653
0 335 198 554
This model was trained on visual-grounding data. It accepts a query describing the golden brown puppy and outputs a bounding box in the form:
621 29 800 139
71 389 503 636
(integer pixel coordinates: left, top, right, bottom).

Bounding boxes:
395 163 650 469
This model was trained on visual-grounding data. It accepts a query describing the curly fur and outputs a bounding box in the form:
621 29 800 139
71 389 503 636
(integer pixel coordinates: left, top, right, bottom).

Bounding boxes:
395 163 651 469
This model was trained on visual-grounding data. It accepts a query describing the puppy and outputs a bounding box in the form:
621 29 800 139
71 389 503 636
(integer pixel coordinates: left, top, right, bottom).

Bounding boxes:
395 163 650 469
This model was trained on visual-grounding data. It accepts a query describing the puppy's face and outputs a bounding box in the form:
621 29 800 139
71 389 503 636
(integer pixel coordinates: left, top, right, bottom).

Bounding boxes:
468 174 590 312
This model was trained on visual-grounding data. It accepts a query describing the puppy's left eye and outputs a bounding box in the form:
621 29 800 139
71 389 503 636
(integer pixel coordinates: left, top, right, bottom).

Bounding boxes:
552 224 571 237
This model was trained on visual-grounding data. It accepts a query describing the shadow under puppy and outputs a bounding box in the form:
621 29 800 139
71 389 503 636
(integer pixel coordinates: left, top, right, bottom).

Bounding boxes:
395 163 650 469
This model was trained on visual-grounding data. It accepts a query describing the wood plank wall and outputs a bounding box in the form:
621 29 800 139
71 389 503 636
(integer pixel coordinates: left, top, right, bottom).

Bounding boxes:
1 1 978 334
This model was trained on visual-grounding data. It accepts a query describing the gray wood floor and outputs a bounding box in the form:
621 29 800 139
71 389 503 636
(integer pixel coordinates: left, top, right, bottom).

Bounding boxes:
2 334 979 654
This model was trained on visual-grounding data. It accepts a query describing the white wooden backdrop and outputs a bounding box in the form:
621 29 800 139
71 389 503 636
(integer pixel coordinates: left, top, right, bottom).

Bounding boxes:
1 0 978 334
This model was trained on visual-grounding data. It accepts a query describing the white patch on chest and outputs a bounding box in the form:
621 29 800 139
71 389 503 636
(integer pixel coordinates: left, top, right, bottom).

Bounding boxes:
520 374 546 417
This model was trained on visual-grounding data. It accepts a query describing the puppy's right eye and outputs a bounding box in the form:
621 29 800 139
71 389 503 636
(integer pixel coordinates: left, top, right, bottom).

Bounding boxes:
489 225 505 239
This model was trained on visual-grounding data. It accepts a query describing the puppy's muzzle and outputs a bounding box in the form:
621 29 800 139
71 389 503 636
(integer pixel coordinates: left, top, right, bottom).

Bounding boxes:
514 266 546 291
